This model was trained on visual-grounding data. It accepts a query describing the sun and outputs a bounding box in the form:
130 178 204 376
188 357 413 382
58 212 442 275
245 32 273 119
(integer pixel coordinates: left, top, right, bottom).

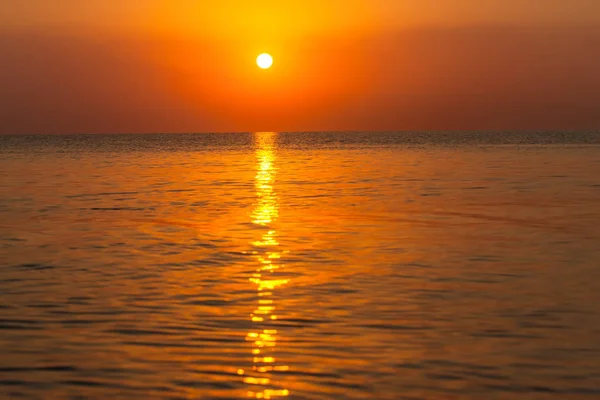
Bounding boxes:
257 53 273 69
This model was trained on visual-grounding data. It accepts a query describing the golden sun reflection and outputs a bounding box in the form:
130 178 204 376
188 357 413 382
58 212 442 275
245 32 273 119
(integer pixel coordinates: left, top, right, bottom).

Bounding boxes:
241 132 290 399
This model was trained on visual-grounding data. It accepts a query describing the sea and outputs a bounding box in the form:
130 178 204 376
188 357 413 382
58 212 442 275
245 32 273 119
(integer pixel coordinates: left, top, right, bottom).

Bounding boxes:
1 131 600 399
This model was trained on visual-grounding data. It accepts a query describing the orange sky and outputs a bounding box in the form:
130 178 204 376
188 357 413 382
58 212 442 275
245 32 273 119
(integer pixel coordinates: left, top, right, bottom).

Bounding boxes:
1 1 600 133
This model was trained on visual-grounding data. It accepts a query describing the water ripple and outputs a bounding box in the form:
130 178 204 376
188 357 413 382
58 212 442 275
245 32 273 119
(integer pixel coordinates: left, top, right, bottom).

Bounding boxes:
1 133 600 399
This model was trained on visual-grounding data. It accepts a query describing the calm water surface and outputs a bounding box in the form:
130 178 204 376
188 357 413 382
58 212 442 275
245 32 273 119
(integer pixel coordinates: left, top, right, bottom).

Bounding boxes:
1 132 600 399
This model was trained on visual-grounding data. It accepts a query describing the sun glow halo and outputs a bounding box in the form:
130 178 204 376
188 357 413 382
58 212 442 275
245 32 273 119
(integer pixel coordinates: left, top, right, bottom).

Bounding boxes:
257 53 273 69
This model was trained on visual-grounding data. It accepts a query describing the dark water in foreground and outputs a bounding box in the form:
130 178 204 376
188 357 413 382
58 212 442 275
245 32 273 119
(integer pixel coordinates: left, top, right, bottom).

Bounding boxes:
1 132 600 399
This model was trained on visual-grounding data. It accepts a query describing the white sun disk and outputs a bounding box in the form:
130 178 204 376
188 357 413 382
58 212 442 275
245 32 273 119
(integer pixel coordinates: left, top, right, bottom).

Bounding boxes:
257 53 273 69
